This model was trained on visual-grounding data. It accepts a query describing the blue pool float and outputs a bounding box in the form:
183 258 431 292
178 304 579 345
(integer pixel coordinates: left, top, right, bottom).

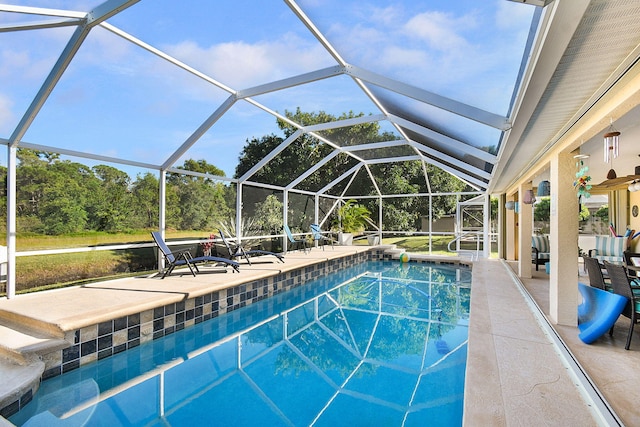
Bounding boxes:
577 282 628 344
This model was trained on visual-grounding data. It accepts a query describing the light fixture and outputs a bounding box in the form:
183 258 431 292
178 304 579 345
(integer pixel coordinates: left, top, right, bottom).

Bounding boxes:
604 118 620 179
505 201 515 210
537 180 550 197
523 189 536 204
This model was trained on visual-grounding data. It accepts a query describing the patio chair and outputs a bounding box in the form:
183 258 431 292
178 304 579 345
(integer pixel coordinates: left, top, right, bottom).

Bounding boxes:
151 231 240 279
624 250 640 277
604 261 640 350
310 223 336 250
588 235 626 265
583 255 610 291
218 230 284 265
283 224 308 253
531 235 550 271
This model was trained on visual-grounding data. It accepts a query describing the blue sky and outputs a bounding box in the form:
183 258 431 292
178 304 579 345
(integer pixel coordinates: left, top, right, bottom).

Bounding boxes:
0 0 535 179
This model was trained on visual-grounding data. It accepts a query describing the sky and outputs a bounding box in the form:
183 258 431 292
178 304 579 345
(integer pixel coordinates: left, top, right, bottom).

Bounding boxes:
0 0 536 179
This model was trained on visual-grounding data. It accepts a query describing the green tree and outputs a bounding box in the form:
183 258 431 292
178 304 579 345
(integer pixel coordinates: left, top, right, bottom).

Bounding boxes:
39 161 95 234
90 165 132 232
130 172 160 229
168 159 231 230
594 204 608 222
254 194 284 234
235 109 470 233
534 198 551 222
175 159 225 180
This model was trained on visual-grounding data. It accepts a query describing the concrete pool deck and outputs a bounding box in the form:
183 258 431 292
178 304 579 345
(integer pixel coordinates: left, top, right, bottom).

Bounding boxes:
0 247 635 425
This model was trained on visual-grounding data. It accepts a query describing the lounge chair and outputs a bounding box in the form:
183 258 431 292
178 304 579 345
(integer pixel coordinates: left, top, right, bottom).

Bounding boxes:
283 224 308 253
218 230 284 265
151 231 239 278
310 223 336 250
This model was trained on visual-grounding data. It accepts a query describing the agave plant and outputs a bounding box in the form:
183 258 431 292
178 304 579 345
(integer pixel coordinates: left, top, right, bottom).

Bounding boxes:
214 216 262 248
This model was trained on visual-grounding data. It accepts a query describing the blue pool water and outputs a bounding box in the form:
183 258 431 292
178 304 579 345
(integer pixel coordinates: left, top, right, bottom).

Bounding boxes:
11 261 471 426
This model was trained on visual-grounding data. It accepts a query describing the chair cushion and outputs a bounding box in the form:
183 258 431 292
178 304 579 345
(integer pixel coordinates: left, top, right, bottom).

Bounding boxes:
532 235 550 253
594 235 625 257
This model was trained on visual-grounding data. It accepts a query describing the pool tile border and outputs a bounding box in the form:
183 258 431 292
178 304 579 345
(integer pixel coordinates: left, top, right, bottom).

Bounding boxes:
40 249 384 381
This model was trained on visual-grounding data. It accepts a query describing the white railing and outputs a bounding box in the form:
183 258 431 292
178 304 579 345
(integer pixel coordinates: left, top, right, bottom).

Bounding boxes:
447 231 483 260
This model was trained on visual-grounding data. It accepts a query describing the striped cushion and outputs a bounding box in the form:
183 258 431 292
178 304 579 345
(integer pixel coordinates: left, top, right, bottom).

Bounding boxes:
531 235 550 253
537 252 551 260
593 236 625 257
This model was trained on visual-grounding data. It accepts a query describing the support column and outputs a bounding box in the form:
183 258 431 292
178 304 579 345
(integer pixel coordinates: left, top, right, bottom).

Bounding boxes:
550 151 579 326
6 145 16 299
498 194 505 260
518 184 533 278
378 196 383 243
505 195 516 260
236 183 243 245
483 194 490 258
283 191 288 253
158 170 166 271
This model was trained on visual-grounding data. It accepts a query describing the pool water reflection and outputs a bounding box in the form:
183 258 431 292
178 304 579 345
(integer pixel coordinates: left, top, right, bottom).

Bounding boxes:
11 261 471 426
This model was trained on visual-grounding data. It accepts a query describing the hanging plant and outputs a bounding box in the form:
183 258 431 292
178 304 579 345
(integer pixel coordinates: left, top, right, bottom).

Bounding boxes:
574 162 592 199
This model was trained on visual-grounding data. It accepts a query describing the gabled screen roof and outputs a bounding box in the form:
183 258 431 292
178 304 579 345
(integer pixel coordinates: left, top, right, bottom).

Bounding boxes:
0 0 539 195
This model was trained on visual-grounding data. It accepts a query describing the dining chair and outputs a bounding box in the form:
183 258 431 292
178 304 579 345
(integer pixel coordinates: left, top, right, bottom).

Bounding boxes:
583 256 610 291
604 261 640 350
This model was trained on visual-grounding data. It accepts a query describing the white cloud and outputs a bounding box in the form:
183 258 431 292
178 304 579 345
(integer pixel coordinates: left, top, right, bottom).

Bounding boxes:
495 0 535 30
403 11 476 52
166 33 333 90
381 46 432 69
0 46 58 82
0 94 15 134
367 5 403 27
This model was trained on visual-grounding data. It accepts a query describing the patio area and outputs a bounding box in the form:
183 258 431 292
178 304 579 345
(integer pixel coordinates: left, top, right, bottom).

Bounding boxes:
518 263 640 426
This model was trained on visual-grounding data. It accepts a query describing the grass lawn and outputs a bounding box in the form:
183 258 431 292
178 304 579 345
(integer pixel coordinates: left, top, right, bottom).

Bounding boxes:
9 230 202 251
2 231 492 295
381 235 488 255
4 230 198 294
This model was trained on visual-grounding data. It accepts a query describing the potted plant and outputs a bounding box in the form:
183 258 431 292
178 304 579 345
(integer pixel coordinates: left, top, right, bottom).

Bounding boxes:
334 200 372 245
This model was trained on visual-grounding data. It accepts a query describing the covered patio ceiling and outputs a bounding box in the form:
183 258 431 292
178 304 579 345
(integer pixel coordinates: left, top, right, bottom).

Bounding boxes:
2 1 640 197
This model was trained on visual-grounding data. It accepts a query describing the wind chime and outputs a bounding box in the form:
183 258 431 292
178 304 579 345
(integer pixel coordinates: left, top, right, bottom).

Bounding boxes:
603 118 620 180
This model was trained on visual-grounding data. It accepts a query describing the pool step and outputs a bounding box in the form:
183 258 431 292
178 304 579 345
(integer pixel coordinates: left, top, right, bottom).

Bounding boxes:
0 322 69 366
0 306 66 340
0 356 44 421
0 321 70 420
383 247 473 265
0 319 70 425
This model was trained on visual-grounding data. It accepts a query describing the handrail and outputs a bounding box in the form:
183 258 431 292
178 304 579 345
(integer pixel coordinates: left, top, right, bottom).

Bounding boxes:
447 231 483 260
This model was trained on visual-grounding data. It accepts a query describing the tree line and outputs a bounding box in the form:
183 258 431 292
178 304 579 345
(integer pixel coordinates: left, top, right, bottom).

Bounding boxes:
0 109 471 236
0 151 234 235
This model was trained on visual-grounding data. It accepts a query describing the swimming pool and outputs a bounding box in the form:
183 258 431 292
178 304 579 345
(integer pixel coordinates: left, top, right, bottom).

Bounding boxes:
10 260 471 426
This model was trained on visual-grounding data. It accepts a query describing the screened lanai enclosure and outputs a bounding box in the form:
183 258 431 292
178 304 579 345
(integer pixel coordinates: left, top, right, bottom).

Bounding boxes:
0 0 549 297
